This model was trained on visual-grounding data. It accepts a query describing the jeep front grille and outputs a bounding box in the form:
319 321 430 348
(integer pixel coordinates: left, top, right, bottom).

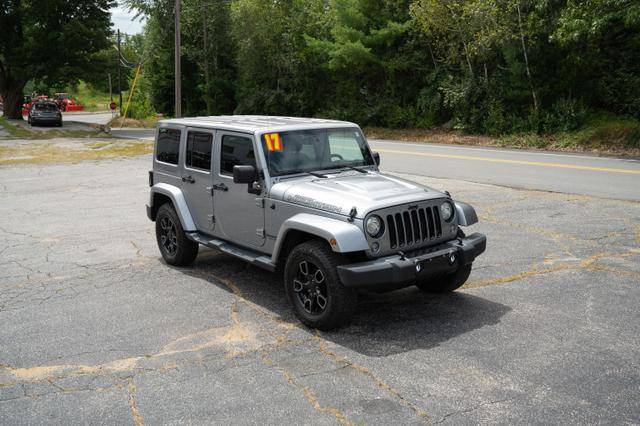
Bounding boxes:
386 206 442 249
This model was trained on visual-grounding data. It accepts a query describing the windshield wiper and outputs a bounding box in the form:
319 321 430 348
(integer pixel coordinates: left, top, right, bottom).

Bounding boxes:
282 169 327 178
307 170 328 178
342 165 368 174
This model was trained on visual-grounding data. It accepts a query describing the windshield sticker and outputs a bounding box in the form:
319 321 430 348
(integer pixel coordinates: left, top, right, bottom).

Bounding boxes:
264 133 283 152
286 194 343 214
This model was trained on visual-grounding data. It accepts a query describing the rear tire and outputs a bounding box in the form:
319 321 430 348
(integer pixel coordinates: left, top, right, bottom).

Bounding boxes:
415 264 472 293
155 203 198 266
284 240 356 330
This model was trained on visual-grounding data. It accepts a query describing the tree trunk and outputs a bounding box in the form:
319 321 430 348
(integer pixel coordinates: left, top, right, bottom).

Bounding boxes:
516 2 538 112
1 84 26 120
202 9 213 113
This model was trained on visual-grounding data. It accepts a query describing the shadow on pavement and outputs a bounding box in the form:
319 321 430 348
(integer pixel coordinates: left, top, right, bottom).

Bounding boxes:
180 248 511 357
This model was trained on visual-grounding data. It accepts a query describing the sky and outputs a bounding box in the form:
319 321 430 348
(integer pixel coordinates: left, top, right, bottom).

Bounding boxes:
110 4 146 35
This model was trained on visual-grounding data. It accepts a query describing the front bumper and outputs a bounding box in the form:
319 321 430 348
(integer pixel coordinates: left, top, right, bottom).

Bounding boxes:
337 233 486 291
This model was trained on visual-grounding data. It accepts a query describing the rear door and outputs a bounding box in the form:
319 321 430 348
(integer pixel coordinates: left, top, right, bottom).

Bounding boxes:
181 128 215 233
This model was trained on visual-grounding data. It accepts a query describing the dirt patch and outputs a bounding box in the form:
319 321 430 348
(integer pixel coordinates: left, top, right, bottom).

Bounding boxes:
0 138 152 165
109 116 159 128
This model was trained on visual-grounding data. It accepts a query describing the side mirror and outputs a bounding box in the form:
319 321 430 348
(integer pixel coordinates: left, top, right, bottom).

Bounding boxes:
233 165 256 184
372 151 380 166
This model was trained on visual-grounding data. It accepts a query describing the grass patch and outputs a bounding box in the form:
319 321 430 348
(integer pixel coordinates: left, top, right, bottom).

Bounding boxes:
0 139 152 165
73 81 112 112
555 113 640 150
0 117 110 140
0 117 32 138
365 113 640 156
108 116 159 128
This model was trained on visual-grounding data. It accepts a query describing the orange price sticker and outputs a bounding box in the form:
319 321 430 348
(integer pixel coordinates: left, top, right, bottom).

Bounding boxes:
264 133 283 152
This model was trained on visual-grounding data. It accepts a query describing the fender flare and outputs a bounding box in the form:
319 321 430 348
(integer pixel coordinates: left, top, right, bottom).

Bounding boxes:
454 200 478 227
149 183 197 231
272 213 369 263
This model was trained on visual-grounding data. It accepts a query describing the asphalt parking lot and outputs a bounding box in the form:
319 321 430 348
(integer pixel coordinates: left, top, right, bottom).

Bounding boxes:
1 155 639 424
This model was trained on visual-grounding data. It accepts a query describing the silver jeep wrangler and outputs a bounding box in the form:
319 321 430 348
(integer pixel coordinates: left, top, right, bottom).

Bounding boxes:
146 116 486 330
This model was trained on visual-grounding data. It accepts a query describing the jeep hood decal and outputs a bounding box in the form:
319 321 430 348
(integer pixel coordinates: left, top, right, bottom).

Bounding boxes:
269 172 445 217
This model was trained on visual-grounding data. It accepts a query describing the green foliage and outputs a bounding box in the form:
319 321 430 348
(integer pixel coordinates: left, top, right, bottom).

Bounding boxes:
125 0 640 136
0 0 114 118
69 81 112 112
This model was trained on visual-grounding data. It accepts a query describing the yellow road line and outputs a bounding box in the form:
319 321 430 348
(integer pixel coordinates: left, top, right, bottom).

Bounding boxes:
376 148 640 175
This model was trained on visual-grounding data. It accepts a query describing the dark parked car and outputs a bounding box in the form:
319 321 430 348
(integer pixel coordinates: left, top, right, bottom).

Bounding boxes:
28 101 62 127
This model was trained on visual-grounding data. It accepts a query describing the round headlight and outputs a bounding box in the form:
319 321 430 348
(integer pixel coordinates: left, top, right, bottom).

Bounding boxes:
365 215 384 238
440 201 454 222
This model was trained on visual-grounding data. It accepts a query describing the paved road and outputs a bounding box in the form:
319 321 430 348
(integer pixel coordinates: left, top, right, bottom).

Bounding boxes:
112 127 155 140
1 154 638 424
62 111 114 125
369 140 640 201
107 127 640 201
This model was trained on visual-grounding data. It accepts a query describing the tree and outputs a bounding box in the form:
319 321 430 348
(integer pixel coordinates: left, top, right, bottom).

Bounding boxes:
0 0 114 118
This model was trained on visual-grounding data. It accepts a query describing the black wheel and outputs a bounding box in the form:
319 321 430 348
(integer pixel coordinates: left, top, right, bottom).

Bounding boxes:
415 264 472 293
58 120 63 127
284 240 356 330
155 203 198 266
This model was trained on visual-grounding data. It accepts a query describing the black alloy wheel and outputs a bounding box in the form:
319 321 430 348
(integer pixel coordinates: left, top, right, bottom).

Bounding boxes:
284 240 356 330
159 215 178 256
293 259 329 315
154 203 198 266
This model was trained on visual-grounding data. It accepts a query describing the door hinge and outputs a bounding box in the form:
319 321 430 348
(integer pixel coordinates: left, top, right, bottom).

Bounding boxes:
206 186 214 196
256 227 265 238
255 198 265 208
207 214 215 224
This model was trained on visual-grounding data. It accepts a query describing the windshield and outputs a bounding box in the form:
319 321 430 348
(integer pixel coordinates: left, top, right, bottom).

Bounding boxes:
33 103 59 112
261 128 374 177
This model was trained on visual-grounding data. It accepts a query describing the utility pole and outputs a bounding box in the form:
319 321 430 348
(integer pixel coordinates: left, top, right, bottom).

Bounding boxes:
117 29 123 117
174 0 182 118
108 73 112 102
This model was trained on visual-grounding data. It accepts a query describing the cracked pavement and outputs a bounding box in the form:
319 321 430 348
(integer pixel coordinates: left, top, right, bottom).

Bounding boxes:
1 155 639 424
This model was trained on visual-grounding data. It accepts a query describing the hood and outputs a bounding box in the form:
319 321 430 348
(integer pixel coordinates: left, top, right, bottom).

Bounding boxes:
269 171 446 218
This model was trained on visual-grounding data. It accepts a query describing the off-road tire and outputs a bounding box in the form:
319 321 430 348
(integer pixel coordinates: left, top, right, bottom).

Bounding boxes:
415 263 472 293
155 203 198 266
284 240 356 330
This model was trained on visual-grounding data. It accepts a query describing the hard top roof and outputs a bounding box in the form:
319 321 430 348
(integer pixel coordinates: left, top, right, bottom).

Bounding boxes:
158 115 359 133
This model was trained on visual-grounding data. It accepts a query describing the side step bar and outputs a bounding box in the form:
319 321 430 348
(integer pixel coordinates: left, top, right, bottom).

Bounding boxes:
186 232 276 272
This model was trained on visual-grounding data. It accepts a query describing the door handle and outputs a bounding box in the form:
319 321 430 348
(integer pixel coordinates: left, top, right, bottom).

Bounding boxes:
182 175 195 183
212 182 228 192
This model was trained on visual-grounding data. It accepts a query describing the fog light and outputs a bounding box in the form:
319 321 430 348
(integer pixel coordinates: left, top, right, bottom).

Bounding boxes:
415 262 422 273
449 253 457 265
371 242 380 253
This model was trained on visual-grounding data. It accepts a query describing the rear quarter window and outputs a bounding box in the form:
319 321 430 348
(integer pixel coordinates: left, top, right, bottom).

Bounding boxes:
156 128 181 165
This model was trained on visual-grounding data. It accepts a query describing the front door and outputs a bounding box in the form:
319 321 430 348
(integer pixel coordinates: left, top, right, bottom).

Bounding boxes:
212 131 265 248
181 128 215 232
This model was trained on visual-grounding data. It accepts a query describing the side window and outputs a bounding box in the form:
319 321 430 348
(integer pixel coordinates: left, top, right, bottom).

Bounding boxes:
156 128 181 165
220 135 256 175
186 131 212 171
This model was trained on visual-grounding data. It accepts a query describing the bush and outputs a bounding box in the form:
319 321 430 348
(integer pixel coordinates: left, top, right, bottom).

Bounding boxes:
125 96 155 120
484 100 509 136
542 98 587 132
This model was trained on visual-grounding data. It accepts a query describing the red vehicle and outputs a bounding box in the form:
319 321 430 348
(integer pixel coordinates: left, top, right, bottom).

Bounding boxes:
21 95 33 117
54 93 84 112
